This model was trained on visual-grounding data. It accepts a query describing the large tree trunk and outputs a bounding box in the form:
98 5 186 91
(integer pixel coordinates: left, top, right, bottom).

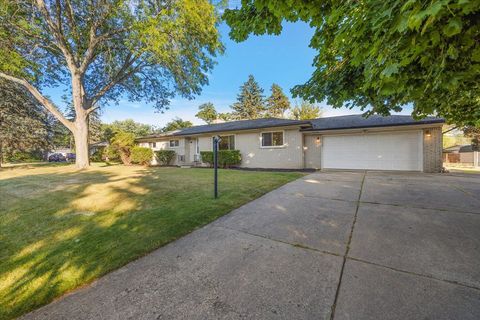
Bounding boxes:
0 141 3 168
71 73 90 169
73 117 90 169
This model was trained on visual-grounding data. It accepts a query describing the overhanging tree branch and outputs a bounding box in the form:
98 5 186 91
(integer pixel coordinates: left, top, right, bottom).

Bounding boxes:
0 72 74 131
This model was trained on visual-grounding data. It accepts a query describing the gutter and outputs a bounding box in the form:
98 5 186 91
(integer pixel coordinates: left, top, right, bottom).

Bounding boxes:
300 119 445 132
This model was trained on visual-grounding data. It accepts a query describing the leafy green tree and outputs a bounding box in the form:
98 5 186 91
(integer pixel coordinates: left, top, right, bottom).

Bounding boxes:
102 119 153 142
163 117 193 132
464 126 480 151
108 131 136 165
217 113 233 121
266 84 290 118
290 101 322 120
231 75 265 119
224 1 480 126
0 81 51 167
196 102 218 124
0 0 223 168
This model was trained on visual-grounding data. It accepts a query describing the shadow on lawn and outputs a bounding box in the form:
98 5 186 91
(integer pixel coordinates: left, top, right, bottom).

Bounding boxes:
0 167 293 319
0 168 184 319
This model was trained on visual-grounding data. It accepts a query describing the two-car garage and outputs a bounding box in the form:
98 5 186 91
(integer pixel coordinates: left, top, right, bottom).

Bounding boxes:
321 131 424 171
303 115 444 172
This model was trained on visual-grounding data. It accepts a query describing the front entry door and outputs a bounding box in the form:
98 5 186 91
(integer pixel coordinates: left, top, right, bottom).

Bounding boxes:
189 138 198 163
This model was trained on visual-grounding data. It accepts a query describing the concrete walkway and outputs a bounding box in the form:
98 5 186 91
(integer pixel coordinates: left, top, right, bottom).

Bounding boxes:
24 171 480 319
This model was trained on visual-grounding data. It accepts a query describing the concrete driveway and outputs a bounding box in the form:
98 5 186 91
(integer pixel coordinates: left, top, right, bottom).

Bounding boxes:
24 171 480 320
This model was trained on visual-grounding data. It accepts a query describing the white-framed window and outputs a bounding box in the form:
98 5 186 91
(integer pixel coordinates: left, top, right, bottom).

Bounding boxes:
261 131 284 148
169 139 180 147
213 135 235 150
149 142 156 148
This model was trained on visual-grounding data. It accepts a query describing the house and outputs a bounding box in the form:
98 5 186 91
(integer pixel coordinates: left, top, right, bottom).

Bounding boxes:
89 141 109 156
137 114 445 172
443 144 480 167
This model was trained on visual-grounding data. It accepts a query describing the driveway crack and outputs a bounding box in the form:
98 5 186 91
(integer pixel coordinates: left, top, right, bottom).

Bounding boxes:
214 225 341 258
330 171 366 320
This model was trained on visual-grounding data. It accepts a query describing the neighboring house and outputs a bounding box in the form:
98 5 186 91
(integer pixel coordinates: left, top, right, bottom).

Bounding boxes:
137 115 445 172
89 141 109 156
443 144 480 167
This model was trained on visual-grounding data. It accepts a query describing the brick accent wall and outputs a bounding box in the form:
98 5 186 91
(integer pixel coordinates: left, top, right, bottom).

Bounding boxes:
423 127 443 173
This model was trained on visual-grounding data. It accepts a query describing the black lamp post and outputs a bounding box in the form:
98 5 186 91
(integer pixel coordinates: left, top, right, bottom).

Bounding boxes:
213 135 222 199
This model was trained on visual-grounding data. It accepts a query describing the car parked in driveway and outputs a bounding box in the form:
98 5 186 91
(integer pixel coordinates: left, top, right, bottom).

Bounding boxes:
48 153 66 162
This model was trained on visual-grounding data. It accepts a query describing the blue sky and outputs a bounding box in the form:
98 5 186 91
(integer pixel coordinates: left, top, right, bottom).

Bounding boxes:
46 22 411 126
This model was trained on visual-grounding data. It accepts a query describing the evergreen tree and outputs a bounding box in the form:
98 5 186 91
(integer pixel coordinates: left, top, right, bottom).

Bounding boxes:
0 81 51 166
196 102 218 124
231 75 265 119
266 84 290 118
290 101 322 120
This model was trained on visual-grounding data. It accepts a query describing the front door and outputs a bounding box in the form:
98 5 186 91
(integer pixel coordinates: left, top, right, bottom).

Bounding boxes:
189 138 198 163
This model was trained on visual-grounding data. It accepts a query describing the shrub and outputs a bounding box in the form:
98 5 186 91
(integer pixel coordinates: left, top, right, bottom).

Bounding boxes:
110 131 136 165
103 145 120 162
131 147 153 166
200 150 241 168
90 148 105 162
155 150 176 166
6 150 44 163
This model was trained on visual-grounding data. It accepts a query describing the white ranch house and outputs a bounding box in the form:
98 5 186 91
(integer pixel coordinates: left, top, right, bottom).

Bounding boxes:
137 115 444 172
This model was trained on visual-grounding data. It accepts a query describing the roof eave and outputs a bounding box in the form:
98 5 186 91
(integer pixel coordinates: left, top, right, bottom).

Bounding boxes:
300 119 445 132
169 121 312 137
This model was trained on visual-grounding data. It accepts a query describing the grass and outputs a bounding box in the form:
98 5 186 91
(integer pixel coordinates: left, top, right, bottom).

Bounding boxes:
0 163 303 320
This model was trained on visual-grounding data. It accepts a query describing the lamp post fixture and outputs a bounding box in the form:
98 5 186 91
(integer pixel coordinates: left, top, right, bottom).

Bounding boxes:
213 135 222 199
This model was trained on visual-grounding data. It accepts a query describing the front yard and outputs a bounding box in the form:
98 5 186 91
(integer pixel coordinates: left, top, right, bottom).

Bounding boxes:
0 164 303 320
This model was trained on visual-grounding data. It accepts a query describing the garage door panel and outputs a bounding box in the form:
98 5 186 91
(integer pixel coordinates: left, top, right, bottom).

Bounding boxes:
323 132 422 171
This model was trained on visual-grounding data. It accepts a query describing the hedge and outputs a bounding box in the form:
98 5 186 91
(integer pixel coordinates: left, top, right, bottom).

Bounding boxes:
155 150 176 166
200 150 241 168
131 147 153 166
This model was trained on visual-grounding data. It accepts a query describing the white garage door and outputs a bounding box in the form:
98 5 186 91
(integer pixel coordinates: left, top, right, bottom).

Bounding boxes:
322 131 423 171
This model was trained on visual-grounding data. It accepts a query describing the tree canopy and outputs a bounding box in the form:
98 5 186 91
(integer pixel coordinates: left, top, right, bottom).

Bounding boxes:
196 102 218 124
163 117 193 132
102 119 154 141
230 75 266 119
0 0 223 168
290 101 322 120
266 84 290 118
224 0 480 126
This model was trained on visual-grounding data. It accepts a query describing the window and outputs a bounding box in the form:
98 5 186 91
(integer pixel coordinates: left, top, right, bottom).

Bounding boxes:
261 131 284 147
149 142 156 148
213 135 235 150
169 140 179 147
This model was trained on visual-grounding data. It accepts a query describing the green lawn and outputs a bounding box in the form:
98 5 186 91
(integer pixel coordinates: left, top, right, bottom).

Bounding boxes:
0 164 303 320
